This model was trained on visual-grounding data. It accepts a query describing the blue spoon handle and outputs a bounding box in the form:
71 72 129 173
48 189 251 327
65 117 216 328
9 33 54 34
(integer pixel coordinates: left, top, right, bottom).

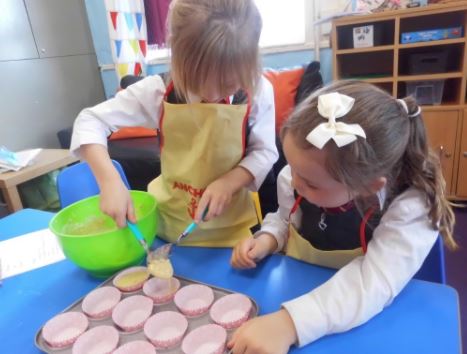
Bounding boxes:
184 222 198 235
127 221 148 251
176 207 209 243
127 222 144 242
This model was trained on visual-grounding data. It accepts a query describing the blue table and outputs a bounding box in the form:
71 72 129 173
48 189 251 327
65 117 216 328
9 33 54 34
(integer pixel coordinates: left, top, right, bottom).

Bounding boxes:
0 209 461 353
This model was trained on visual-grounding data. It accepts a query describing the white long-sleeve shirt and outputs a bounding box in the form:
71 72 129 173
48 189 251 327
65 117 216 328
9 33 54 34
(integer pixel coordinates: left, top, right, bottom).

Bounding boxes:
70 75 278 191
262 165 439 346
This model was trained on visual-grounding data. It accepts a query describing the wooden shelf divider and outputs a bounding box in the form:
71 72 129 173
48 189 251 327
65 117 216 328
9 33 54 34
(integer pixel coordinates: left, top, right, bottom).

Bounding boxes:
332 2 467 198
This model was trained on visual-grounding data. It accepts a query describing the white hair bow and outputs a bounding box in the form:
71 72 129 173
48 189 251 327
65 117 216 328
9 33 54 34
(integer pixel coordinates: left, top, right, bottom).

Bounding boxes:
306 92 366 149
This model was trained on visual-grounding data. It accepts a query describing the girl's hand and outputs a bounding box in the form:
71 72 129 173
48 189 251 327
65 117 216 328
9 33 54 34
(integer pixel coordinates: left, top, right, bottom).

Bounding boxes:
228 310 298 354
79 144 136 228
100 179 136 228
231 233 277 269
195 177 234 222
195 166 254 223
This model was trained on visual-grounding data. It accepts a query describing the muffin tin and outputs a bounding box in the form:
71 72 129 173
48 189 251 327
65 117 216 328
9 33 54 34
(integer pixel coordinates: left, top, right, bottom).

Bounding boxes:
35 271 258 353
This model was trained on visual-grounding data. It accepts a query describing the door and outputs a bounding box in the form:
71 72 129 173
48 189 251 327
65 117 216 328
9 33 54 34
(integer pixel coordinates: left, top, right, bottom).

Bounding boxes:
422 110 459 195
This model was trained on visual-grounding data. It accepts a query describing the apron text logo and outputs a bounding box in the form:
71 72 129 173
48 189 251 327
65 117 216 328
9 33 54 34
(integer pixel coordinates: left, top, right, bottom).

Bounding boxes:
172 181 205 198
172 181 205 218
188 197 197 219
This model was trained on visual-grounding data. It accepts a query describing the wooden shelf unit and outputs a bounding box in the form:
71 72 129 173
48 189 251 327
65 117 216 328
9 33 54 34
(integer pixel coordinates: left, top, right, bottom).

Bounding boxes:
332 2 467 198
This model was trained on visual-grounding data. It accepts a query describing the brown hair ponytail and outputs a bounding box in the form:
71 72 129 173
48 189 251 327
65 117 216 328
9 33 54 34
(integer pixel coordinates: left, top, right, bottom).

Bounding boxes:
397 97 457 250
282 81 457 250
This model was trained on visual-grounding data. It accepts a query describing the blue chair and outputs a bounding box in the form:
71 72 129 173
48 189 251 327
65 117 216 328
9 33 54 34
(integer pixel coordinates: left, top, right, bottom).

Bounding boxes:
414 236 446 284
57 160 130 208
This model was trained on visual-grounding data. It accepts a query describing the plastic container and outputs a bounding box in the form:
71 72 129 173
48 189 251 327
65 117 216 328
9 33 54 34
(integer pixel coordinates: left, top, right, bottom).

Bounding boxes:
408 51 448 75
406 80 445 105
49 190 157 277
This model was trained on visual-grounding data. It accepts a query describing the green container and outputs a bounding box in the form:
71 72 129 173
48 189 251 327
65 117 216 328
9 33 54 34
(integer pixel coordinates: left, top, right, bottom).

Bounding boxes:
49 191 157 278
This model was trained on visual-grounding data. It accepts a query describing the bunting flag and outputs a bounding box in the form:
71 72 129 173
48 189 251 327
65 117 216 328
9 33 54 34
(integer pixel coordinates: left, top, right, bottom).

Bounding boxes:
139 40 146 57
124 13 134 31
110 11 119 30
105 0 147 81
129 39 139 55
117 63 129 78
134 62 142 76
115 39 122 58
135 13 144 32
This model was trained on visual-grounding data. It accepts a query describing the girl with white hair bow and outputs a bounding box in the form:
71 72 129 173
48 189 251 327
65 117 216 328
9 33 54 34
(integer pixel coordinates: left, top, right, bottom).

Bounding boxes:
229 80 456 354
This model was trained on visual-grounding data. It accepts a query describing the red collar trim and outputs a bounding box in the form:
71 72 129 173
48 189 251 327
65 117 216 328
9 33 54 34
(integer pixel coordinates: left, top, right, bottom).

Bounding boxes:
322 200 355 214
290 195 355 216
164 82 230 104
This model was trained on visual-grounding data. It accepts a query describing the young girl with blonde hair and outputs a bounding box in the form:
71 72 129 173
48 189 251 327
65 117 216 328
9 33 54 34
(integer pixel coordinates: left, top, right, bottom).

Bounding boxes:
71 0 278 246
230 80 456 353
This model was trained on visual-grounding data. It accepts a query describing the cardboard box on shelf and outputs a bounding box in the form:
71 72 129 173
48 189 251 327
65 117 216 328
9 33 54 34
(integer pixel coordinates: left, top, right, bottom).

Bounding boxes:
353 24 374 48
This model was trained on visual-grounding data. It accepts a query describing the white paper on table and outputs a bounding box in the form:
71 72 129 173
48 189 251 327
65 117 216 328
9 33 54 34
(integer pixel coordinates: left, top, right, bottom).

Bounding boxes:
0 228 66 280
0 148 42 172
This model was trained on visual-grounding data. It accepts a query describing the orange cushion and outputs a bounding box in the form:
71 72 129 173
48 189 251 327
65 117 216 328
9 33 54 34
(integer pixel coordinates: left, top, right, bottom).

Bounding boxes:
109 127 157 140
264 68 305 134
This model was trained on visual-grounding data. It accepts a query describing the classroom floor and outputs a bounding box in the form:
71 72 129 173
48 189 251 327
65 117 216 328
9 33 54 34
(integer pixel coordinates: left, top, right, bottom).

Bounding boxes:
447 207 467 348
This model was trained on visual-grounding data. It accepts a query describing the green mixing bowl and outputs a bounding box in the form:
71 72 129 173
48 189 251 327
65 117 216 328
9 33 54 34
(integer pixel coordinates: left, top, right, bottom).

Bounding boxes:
49 190 157 278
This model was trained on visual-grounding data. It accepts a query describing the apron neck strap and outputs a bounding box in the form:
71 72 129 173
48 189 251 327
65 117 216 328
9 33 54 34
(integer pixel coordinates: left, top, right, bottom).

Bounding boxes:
164 81 238 104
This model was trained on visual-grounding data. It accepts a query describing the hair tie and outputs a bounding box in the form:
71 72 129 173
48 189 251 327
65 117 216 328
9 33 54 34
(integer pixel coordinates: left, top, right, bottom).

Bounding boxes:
397 99 421 118
305 92 366 149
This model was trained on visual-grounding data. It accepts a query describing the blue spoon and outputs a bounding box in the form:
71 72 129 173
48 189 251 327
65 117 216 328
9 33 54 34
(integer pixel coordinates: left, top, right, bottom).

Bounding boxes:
127 221 150 254
177 207 209 243
153 207 209 259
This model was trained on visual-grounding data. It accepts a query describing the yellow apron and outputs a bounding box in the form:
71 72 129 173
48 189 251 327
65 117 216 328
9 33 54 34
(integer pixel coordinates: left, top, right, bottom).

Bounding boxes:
148 87 257 247
286 224 364 269
285 196 374 269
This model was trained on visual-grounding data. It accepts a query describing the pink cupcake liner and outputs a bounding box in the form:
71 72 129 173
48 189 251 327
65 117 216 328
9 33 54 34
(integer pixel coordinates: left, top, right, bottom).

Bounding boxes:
181 324 227 354
143 277 181 304
144 311 188 349
42 311 89 349
209 293 252 329
81 286 122 320
72 325 119 354
113 340 157 354
174 284 214 317
112 295 154 332
113 266 149 292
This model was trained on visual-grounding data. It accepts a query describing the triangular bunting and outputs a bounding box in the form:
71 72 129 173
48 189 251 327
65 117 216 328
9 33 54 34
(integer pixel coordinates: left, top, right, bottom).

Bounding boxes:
110 11 118 30
130 39 139 55
135 13 144 32
115 40 122 58
117 63 129 78
124 13 134 31
139 40 147 57
134 62 142 76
